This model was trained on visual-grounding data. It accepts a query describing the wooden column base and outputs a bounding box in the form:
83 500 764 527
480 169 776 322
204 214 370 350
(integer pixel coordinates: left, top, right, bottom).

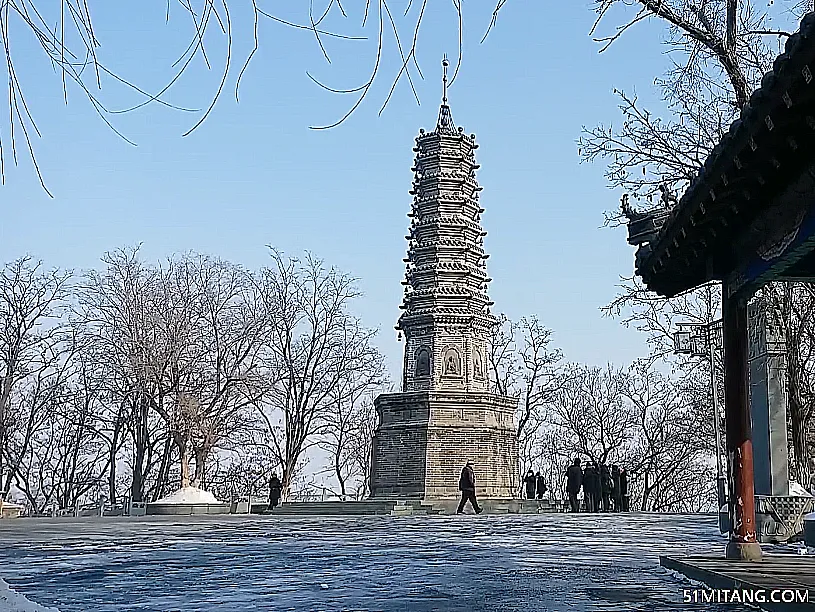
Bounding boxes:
725 541 763 561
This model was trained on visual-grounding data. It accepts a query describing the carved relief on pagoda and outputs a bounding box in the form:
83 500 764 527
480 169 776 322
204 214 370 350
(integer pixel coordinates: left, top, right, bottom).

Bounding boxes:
473 351 484 380
442 347 462 377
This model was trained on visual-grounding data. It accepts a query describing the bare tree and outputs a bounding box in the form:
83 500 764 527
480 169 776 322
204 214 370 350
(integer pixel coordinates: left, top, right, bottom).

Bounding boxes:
147 254 272 490
13 365 111 514
580 1 808 214
621 363 715 511
524 427 574 503
550 363 636 465
486 314 518 397
488 316 565 436
5 1 513 195
512 317 565 444
207 447 276 504
6 359 71 513
487 314 567 495
254 249 373 498
72 246 169 503
345 394 381 500
602 277 724 510
603 278 720 364
319 337 387 499
0 257 72 513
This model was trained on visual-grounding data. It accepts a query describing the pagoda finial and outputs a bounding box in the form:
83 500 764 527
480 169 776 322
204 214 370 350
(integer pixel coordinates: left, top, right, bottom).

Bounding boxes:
442 55 449 105
436 55 456 133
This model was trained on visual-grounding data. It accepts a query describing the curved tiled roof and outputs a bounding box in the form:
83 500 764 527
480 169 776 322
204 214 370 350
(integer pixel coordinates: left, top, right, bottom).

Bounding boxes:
637 11 815 296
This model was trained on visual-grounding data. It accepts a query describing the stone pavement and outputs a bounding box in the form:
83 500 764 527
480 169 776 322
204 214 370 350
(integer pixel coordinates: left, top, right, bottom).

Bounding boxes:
0 513 758 611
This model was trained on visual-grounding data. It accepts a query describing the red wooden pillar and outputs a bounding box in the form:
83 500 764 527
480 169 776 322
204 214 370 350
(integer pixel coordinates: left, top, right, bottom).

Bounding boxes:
722 289 762 561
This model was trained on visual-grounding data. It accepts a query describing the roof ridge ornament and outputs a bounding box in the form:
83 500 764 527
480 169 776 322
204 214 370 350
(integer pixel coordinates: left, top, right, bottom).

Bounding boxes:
436 56 456 134
621 192 672 250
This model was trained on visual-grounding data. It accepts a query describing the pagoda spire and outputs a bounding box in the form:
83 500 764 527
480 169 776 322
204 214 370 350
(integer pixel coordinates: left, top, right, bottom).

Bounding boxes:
442 55 449 104
436 56 456 134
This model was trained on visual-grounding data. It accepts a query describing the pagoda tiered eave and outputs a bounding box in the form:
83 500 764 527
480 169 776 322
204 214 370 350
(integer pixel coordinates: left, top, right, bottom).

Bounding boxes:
397 311 497 329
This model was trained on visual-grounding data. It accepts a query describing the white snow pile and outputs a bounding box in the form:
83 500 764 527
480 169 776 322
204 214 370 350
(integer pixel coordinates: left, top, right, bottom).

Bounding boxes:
153 486 222 505
0 579 59 612
790 481 814 498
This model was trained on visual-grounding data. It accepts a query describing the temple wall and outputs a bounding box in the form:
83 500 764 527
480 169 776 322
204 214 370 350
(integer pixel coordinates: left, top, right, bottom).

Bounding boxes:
424 425 517 499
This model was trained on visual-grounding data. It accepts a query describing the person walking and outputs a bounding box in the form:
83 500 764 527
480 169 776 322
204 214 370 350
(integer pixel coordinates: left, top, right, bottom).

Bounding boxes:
611 465 622 512
565 458 583 513
269 473 283 510
457 461 483 514
523 469 537 500
535 471 547 500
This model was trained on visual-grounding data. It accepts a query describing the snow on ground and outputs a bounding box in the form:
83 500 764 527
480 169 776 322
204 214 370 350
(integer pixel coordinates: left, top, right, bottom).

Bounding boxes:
0 579 58 612
152 487 221 505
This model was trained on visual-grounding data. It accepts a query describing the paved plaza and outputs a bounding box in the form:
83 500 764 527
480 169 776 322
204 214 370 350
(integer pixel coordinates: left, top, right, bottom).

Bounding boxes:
0 513 756 611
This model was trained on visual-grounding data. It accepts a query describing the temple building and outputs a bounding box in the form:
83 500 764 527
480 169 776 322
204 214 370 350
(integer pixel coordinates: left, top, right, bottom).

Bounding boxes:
369 59 518 500
622 12 815 558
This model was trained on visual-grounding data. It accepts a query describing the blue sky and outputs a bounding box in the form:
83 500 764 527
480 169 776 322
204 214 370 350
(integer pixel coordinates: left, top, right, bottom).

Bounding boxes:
1 1 677 379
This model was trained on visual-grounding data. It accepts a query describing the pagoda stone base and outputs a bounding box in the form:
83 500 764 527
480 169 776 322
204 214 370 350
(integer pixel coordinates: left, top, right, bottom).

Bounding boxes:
370 391 518 500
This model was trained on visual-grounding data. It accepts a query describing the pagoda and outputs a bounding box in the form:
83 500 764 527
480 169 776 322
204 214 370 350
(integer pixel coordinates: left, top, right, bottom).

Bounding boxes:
370 59 518 500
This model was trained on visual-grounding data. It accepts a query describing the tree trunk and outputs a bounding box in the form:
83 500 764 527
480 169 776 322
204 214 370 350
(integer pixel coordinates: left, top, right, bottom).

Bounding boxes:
192 447 210 489
787 357 813 488
179 443 191 489
131 396 150 502
791 408 812 489
281 462 294 501
334 455 346 501
107 445 118 505
640 471 651 511
154 437 173 499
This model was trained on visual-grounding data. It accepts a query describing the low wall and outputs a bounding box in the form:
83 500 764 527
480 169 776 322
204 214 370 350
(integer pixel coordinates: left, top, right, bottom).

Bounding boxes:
146 503 231 516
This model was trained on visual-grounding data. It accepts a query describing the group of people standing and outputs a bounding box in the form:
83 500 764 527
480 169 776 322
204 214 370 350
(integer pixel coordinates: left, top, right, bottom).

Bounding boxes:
522 469 548 500
565 458 629 513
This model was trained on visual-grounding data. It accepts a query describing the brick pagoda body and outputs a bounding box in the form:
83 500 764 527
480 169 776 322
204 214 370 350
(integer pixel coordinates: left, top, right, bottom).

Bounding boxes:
370 63 518 500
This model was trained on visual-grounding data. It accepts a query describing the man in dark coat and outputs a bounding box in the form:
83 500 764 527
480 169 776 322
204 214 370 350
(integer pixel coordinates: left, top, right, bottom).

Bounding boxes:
619 468 629 512
523 469 537 500
582 463 595 512
535 472 547 500
457 461 483 514
565 458 583 513
611 465 622 512
592 463 603 512
600 463 612 512
269 473 283 510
